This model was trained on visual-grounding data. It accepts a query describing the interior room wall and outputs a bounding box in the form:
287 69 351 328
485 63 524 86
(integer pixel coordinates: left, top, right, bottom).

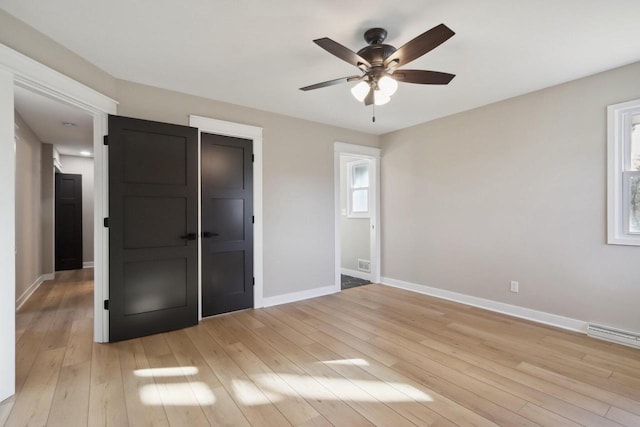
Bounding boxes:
380 60 640 332
0 12 381 299
340 155 370 274
59 154 94 265
0 10 117 99
41 143 54 275
14 112 42 302
115 80 380 297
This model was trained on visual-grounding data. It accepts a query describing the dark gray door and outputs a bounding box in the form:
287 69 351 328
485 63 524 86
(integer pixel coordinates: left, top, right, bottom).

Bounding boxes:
201 133 253 317
55 173 83 271
108 115 198 342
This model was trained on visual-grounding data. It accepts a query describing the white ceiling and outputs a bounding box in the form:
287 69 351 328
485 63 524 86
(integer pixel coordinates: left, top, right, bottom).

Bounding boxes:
14 85 93 156
3 0 640 135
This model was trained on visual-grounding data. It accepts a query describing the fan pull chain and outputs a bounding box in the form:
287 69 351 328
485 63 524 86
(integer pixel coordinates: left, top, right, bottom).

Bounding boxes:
372 104 376 123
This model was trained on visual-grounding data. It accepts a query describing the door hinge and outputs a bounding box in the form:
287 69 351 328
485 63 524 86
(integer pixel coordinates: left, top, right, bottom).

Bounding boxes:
252 215 254 224
252 154 254 162
103 217 109 227
253 277 255 286
104 299 109 310
103 135 108 146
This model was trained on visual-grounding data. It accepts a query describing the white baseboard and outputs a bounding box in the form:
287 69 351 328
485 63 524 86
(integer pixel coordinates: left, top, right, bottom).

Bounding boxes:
381 277 588 333
262 285 338 308
83 261 94 268
341 268 371 282
42 273 55 281
16 275 45 310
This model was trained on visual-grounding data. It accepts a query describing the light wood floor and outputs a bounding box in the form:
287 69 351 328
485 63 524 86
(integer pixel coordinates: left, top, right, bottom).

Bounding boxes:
2 270 640 426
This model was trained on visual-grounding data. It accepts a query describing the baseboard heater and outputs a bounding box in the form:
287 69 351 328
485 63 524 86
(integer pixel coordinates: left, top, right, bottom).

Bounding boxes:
587 323 640 349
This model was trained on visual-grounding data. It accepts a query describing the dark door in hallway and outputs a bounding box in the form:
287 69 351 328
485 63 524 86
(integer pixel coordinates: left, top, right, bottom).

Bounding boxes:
108 115 198 342
55 173 83 271
201 133 253 317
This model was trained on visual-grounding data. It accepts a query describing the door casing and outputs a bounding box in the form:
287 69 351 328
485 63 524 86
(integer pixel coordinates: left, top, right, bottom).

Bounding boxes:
189 115 264 317
0 44 116 401
334 142 381 290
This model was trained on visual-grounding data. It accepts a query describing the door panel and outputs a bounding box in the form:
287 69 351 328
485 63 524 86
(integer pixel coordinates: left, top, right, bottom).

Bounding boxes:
201 133 253 317
123 196 186 248
55 173 83 271
109 115 198 342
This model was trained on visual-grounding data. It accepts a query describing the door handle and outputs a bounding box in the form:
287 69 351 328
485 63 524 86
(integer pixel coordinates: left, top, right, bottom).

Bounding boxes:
202 231 219 238
180 233 197 240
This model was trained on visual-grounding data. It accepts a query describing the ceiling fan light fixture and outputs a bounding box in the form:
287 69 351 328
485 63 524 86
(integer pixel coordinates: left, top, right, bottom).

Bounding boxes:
374 89 390 106
378 75 398 97
351 81 370 102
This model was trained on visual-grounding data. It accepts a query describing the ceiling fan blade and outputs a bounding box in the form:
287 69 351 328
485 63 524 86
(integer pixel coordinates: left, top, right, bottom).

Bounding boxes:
384 24 455 68
300 75 362 91
314 38 372 69
393 70 455 85
364 87 374 106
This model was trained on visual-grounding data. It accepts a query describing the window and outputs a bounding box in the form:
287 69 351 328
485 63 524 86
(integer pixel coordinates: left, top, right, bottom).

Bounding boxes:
347 160 370 217
607 98 640 245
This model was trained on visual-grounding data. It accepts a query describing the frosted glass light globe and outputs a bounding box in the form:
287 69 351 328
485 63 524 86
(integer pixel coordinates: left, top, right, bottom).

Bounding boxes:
378 75 398 96
351 81 370 102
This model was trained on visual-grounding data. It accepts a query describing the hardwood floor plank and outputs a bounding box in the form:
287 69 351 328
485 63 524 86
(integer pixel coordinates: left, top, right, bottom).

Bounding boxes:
10 273 640 427
116 339 170 427
46 361 91 427
517 402 582 427
606 406 640 427
0 397 14 427
164 329 251 427
185 324 293 427
223 312 380 427
464 365 624 426
62 317 94 367
141 335 210 427
88 343 129 427
5 348 64 427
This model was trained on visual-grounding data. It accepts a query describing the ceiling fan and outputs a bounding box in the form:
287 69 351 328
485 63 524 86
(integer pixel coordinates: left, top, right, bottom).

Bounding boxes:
300 24 456 109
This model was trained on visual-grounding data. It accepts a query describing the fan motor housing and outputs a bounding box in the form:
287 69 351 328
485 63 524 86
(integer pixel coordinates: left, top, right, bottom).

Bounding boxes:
357 44 396 66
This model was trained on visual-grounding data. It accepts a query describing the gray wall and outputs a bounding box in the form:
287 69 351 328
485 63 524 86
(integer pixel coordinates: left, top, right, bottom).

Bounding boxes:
14 112 42 301
0 10 380 299
381 60 640 332
41 143 54 275
340 155 370 272
59 155 94 265
115 80 379 297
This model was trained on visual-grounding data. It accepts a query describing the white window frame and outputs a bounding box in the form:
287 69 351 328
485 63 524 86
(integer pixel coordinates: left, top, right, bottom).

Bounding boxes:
347 159 371 218
607 98 640 246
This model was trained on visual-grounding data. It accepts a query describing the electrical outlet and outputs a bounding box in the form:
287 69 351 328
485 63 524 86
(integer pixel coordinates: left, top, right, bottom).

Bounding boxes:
510 281 519 293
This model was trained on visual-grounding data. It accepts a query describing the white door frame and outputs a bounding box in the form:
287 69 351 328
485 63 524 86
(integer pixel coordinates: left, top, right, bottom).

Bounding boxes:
0 44 117 374
334 142 381 291
189 115 264 314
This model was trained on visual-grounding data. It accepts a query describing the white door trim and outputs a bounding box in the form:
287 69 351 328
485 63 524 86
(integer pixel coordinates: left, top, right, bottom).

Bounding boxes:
0 68 16 402
0 43 117 351
334 142 381 292
189 115 264 312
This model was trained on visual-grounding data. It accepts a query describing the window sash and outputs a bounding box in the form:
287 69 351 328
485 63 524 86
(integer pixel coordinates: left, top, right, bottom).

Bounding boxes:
347 160 370 217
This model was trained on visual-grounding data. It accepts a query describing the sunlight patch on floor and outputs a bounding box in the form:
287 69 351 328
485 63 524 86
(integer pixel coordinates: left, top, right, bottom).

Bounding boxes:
139 382 215 406
134 366 199 377
231 379 281 406
229 373 433 405
320 358 370 366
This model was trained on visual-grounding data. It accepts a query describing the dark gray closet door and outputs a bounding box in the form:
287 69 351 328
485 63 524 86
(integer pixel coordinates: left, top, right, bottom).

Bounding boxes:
108 115 198 342
201 132 253 317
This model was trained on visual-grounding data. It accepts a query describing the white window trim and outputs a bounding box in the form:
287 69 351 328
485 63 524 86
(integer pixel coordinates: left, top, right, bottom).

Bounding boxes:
347 159 371 218
607 98 640 246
